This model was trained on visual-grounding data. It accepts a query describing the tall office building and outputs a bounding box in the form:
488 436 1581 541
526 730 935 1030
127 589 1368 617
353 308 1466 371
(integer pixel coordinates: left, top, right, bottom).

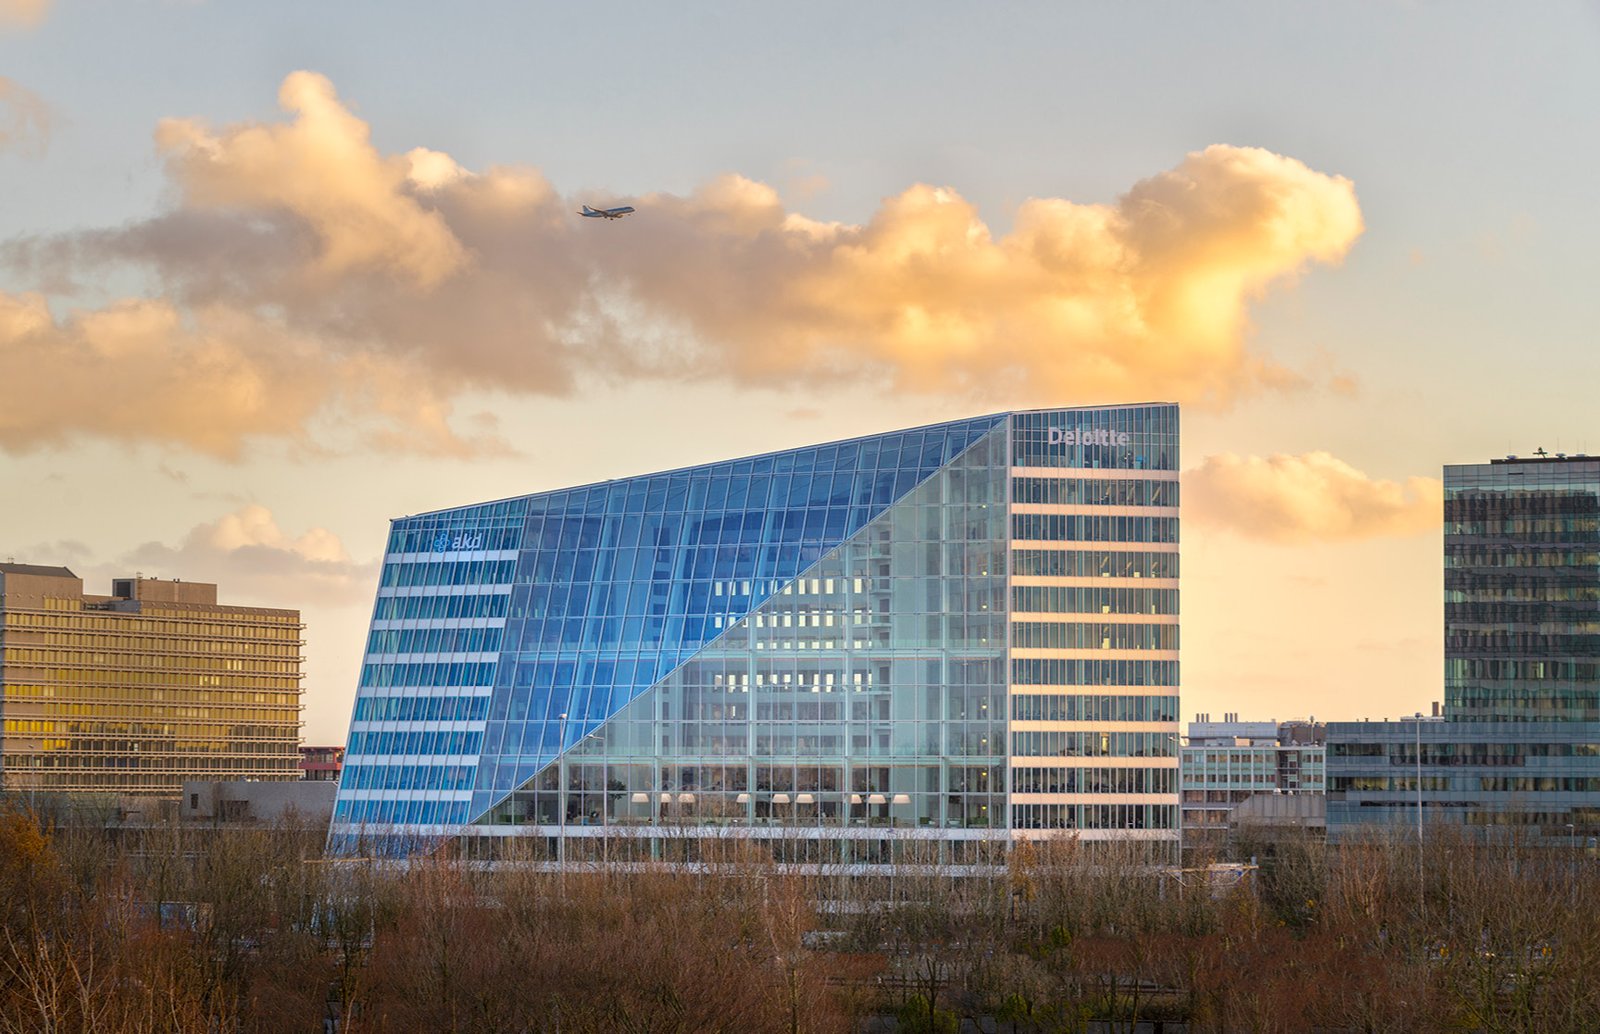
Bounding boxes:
0 565 303 796
332 406 1180 866
1328 454 1600 841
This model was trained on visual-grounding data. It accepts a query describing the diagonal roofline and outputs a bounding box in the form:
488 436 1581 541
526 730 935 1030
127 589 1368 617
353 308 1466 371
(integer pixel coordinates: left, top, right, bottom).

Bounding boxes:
401 402 1177 520
465 419 1015 823
401 411 1009 520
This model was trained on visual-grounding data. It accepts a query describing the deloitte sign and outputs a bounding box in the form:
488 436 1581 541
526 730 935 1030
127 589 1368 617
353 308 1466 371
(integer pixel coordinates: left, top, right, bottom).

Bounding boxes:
1048 427 1130 447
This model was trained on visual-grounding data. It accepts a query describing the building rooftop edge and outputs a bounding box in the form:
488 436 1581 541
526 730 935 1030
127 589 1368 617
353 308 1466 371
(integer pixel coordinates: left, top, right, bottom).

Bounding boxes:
397 402 1180 522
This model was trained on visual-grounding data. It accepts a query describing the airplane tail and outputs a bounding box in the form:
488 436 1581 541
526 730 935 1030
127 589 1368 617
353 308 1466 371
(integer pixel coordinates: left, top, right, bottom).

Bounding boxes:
581 205 595 215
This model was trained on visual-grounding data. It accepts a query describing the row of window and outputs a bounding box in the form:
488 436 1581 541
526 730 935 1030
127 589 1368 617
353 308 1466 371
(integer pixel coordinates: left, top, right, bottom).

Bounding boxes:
1011 621 1178 651
1445 549 1600 569
1334 775 1600 793
1011 803 1177 829
365 627 505 657
1448 690 1600 715
347 730 484 757
1010 731 1177 758
1011 693 1179 723
1011 549 1178 579
1331 743 1600 762
10 736 294 754
1447 659 1600 680
0 684 299 706
2 718 295 739
1445 491 1599 518
2 753 295 773
372 593 510 622
1448 518 1600 536
340 763 478 792
335 798 472 827
1012 766 1176 794
4 702 295 723
1010 477 1177 508
1 649 299 675
1448 632 1600 653
1012 514 1179 544
351 694 492 723
6 670 301 693
1011 585 1177 615
1445 580 1600 601
19 632 300 658
3 611 300 638
358 662 497 689
378 560 517 590
1011 659 1179 687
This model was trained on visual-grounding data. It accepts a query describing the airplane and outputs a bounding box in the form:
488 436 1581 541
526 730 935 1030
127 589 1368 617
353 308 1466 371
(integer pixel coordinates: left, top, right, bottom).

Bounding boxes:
579 204 636 220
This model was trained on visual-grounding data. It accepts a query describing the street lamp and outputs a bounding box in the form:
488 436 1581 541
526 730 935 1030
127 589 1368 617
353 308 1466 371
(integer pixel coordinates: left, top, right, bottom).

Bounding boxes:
557 711 569 877
1568 822 1577 902
1414 713 1424 921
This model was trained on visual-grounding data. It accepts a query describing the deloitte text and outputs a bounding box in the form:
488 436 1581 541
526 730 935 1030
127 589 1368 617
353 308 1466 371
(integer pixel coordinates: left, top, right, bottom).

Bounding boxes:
1048 427 1130 447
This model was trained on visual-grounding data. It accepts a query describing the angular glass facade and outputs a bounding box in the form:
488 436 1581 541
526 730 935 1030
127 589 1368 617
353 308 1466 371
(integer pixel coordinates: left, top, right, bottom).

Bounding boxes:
1328 455 1600 843
332 406 1181 865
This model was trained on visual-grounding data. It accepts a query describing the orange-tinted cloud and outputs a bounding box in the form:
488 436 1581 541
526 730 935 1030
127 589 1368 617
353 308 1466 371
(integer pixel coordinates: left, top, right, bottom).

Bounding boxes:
1186 452 1442 543
0 291 496 457
6 72 1366 455
0 77 49 155
154 73 467 288
0 0 50 27
124 504 378 607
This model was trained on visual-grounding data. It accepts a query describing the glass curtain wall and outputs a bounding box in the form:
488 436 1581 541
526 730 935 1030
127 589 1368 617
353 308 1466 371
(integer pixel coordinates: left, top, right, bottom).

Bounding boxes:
478 426 1011 862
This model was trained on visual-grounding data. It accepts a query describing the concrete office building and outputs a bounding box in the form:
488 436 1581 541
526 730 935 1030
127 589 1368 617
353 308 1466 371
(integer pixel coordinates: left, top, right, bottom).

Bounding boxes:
331 406 1181 866
1181 714 1325 850
1328 453 1600 843
0 565 303 796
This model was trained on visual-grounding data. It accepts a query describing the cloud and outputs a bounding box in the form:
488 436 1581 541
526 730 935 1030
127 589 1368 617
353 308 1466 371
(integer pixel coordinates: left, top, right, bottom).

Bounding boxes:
0 77 50 155
0 291 499 457
5 71 1365 456
153 73 467 288
1186 451 1442 543
0 0 50 27
124 504 378 607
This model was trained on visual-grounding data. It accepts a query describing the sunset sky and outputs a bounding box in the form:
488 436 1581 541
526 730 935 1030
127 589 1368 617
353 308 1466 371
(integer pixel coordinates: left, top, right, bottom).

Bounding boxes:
3 3 1597 742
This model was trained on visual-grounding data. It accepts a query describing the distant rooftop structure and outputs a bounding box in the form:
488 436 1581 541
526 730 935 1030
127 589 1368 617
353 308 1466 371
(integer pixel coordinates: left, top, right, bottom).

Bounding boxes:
1489 451 1593 465
0 562 77 578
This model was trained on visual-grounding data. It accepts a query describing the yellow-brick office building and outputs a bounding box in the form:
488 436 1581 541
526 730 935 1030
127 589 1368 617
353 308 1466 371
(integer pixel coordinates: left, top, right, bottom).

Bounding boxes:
0 563 303 796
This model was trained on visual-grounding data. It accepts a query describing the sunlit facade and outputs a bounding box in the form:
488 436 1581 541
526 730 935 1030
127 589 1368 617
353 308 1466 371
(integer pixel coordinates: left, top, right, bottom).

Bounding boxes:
0 565 303 795
332 406 1181 865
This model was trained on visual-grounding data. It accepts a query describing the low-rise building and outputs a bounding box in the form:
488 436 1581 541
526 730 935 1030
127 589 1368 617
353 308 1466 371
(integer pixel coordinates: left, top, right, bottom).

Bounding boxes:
300 745 345 782
181 780 336 825
1181 714 1325 854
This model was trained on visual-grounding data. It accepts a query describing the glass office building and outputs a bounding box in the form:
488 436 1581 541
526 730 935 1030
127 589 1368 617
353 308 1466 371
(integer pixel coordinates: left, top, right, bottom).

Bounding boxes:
331 405 1180 866
1328 454 1600 842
